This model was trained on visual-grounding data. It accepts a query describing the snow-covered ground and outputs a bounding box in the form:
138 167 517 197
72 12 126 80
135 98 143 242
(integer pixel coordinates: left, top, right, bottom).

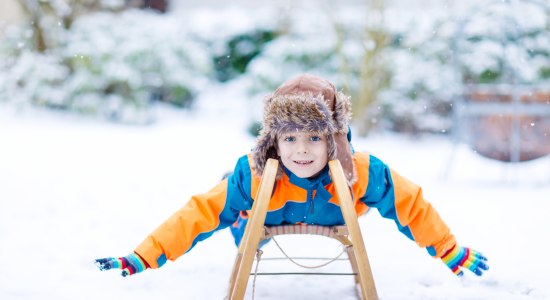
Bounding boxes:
0 82 549 300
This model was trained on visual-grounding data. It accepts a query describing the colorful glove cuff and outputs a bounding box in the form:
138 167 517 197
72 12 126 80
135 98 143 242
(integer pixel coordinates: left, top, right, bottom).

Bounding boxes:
441 246 489 277
96 253 149 277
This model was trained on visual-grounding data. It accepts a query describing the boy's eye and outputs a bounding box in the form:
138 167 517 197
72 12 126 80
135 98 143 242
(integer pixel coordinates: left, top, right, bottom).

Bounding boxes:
310 136 321 142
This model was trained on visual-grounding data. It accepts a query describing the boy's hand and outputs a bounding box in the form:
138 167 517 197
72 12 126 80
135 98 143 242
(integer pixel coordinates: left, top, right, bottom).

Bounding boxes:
441 245 489 277
95 253 149 277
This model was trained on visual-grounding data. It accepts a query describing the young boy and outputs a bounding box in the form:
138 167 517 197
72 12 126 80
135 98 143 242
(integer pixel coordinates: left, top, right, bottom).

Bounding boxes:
96 74 488 279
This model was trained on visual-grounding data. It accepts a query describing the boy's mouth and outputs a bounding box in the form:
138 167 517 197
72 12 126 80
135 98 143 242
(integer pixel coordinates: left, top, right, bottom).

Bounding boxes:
293 160 313 165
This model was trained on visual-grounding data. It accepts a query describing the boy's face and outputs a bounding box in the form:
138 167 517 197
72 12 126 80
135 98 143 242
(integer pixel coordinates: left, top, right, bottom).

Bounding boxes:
276 131 328 178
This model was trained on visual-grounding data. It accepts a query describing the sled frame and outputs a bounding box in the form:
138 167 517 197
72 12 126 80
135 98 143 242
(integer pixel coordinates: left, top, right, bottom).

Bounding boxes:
227 159 378 300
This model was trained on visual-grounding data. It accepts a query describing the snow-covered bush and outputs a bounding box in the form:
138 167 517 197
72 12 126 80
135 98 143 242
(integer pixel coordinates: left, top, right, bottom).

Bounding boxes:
184 8 279 83
1 9 212 123
243 7 375 124
456 1 550 85
377 8 457 133
212 30 277 82
244 2 550 134
3 3 547 132
0 20 71 107
2 51 70 108
63 10 212 120
244 7 454 134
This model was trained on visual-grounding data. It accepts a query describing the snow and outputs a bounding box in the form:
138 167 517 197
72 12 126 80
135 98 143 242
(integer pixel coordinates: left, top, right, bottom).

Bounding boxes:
1 1 550 298
1 81 549 300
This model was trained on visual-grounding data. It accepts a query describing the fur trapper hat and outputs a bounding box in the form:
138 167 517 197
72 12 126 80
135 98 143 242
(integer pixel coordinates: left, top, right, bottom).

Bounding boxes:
252 74 356 183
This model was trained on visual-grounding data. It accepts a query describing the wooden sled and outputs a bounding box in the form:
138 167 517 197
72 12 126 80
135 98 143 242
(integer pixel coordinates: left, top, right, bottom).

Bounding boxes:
227 159 378 300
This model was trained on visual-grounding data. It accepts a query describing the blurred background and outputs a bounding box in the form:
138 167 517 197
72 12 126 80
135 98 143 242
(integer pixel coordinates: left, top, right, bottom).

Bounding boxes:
1 0 549 164
1 1 550 299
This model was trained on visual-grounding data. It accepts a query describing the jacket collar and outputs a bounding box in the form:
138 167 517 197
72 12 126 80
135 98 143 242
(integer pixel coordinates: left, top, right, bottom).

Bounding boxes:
282 164 332 189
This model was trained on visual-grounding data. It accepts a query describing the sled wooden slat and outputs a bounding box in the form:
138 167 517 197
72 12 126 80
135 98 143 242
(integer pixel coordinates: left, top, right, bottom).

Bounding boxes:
227 159 378 300
229 158 278 300
262 224 348 240
329 160 378 300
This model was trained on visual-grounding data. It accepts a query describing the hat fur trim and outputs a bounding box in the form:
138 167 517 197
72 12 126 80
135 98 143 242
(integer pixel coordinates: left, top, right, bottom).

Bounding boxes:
252 90 353 181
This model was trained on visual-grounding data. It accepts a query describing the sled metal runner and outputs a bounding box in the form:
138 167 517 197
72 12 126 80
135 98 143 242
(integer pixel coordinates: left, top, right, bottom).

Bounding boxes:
227 159 378 300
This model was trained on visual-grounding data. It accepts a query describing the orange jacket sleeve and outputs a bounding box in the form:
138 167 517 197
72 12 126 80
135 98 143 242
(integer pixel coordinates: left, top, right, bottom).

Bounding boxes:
134 179 232 268
357 153 456 257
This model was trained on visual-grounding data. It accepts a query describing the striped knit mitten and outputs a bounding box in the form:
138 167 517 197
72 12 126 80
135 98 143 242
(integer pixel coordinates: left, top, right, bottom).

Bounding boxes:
441 245 489 277
95 253 149 277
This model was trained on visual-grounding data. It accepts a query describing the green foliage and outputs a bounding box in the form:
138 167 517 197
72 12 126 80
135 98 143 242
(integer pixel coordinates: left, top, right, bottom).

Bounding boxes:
247 120 263 137
478 69 501 84
213 30 278 82
539 67 550 79
151 85 193 108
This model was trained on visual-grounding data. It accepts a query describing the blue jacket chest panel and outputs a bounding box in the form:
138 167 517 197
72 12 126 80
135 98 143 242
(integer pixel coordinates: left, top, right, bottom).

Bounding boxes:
263 165 346 226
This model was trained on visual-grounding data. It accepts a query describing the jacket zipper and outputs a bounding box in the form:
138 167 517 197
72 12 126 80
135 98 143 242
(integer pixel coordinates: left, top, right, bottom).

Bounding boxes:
309 189 315 214
304 183 316 222
308 183 316 217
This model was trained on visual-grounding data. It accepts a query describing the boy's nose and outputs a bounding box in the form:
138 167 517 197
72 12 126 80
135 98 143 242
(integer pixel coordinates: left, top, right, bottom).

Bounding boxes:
297 142 308 154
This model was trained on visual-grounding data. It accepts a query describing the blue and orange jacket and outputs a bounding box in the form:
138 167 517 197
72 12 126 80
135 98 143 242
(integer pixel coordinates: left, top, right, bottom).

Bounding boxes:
135 152 456 268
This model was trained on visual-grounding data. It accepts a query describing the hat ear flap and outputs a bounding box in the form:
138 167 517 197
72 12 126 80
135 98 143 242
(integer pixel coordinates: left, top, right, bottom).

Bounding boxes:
333 91 352 133
253 124 284 176
326 134 337 161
